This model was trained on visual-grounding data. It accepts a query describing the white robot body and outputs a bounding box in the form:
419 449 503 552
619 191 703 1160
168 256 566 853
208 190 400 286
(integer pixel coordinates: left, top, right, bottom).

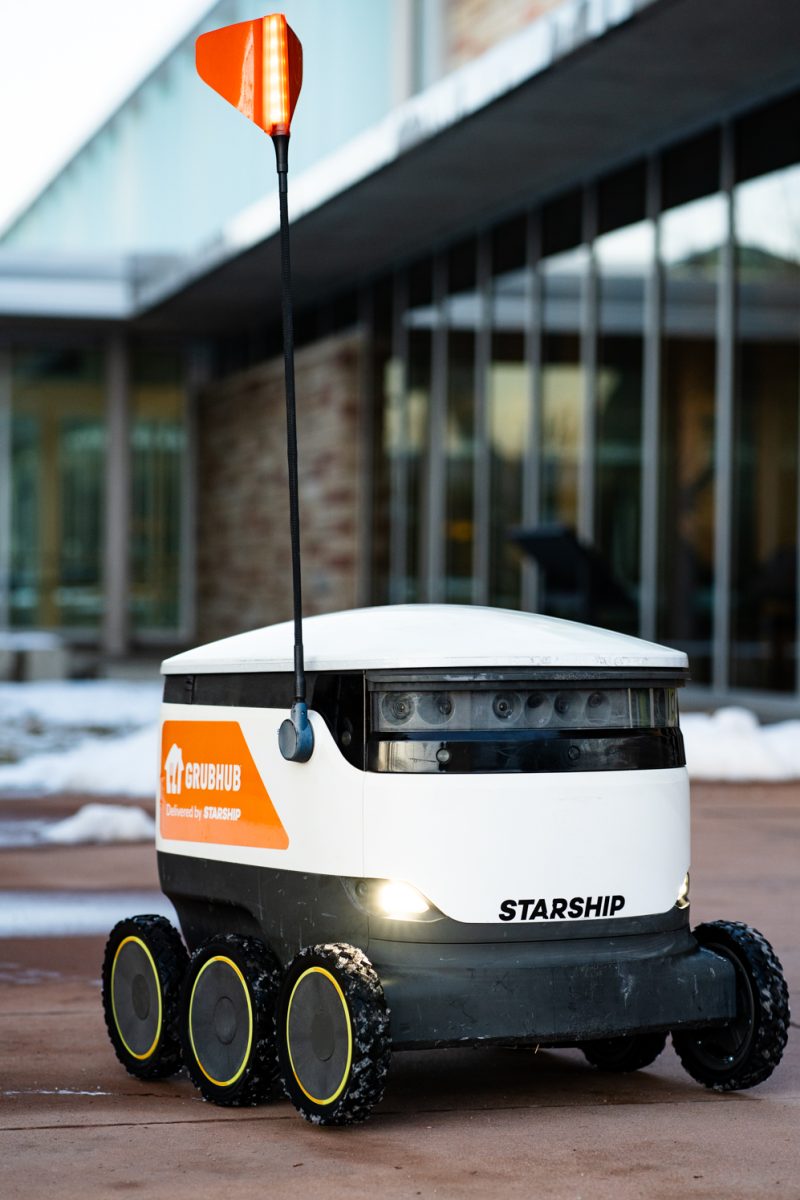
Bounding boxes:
157 704 688 925
156 605 689 926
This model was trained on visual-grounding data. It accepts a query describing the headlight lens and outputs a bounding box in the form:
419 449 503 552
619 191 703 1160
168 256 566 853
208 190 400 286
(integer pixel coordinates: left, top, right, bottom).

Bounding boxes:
676 872 690 909
376 880 430 918
349 878 440 921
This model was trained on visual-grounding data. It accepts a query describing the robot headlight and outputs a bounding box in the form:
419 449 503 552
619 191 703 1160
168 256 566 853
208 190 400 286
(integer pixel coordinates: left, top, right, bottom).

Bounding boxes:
376 880 430 918
350 879 442 922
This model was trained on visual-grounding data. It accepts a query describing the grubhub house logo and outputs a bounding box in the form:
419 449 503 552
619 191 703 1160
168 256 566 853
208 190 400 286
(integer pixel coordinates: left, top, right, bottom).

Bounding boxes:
164 743 185 794
159 720 288 849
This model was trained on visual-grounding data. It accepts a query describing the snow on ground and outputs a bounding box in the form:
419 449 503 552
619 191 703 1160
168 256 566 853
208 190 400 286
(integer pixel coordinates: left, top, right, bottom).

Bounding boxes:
43 803 155 845
0 679 161 766
0 724 159 797
0 680 161 798
681 707 800 782
0 680 161 729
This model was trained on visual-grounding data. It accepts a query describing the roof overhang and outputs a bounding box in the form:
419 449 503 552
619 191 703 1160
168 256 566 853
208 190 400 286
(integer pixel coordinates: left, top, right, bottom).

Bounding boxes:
5 0 800 332
134 0 800 335
0 251 180 325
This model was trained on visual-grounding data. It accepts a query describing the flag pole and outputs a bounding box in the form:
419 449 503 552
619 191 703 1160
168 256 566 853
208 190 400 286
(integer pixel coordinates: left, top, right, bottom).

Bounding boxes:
273 133 314 763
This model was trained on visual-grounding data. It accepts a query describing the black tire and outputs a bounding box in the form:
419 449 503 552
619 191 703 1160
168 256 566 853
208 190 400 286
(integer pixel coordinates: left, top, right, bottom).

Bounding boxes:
181 933 282 1106
277 943 391 1126
102 914 187 1080
581 1032 667 1073
672 920 790 1092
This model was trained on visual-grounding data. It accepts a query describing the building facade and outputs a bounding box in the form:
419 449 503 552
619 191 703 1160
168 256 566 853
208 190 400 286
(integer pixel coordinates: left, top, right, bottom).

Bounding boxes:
1 0 799 713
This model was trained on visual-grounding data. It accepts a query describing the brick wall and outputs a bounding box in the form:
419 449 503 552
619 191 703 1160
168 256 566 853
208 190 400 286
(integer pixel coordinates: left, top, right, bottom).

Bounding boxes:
195 332 365 644
444 0 563 70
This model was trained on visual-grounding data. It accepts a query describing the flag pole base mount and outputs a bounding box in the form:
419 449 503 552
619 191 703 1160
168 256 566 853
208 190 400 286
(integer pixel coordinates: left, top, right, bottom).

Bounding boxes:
279 702 315 763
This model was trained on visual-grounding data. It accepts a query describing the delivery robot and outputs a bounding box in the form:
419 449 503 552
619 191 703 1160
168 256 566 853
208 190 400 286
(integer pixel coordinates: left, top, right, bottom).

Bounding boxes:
102 603 789 1125
101 10 788 1125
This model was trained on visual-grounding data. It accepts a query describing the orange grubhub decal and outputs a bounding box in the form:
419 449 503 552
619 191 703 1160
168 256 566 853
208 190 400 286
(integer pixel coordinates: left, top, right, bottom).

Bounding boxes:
159 720 288 849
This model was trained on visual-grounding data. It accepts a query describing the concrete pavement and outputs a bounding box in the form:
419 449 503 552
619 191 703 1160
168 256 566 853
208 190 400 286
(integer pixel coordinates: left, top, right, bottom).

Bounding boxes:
0 782 798 1199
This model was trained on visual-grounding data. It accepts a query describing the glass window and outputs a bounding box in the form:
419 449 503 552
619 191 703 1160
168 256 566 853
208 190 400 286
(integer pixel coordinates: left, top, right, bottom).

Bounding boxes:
541 246 587 531
736 92 800 186
10 349 105 630
595 220 653 633
488 218 529 610
662 129 721 212
489 286 529 610
730 165 800 691
370 279 393 604
597 161 646 236
130 349 186 633
443 240 478 603
540 246 588 621
657 193 725 682
542 189 582 258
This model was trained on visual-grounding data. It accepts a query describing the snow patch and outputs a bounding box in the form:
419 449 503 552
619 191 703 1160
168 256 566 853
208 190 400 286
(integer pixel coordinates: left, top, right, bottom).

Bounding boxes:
0 724 159 797
0 891 176 938
0 680 161 729
43 803 155 845
681 707 800 782
0 817 51 848
2 1089 113 1097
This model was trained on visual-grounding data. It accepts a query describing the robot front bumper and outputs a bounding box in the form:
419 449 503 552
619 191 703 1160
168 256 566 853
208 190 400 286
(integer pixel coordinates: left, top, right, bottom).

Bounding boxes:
369 910 738 1050
159 857 737 1053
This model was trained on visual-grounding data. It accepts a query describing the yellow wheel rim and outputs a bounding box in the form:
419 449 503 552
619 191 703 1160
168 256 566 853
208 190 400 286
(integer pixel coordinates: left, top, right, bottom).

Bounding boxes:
189 955 253 1087
111 935 162 1061
286 966 353 1105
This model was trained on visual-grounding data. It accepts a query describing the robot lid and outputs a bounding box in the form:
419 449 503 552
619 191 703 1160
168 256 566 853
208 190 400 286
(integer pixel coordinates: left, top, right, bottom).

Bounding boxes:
161 604 688 675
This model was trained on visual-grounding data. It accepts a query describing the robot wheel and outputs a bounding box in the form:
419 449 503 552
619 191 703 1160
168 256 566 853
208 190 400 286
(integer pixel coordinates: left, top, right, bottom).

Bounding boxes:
102 914 187 1080
277 942 391 1125
180 933 283 1106
672 920 790 1092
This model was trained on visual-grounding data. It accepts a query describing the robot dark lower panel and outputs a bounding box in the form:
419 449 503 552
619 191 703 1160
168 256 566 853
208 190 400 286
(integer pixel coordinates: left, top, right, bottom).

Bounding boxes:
158 853 737 1050
371 933 737 1049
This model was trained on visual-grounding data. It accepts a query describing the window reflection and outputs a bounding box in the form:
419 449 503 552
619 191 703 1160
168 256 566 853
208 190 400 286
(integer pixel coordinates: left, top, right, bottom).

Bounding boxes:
657 194 725 682
489 266 529 608
541 246 587 529
130 349 186 632
443 241 477 603
371 97 800 700
540 247 587 618
399 261 434 602
10 350 105 630
371 280 393 604
730 166 800 691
